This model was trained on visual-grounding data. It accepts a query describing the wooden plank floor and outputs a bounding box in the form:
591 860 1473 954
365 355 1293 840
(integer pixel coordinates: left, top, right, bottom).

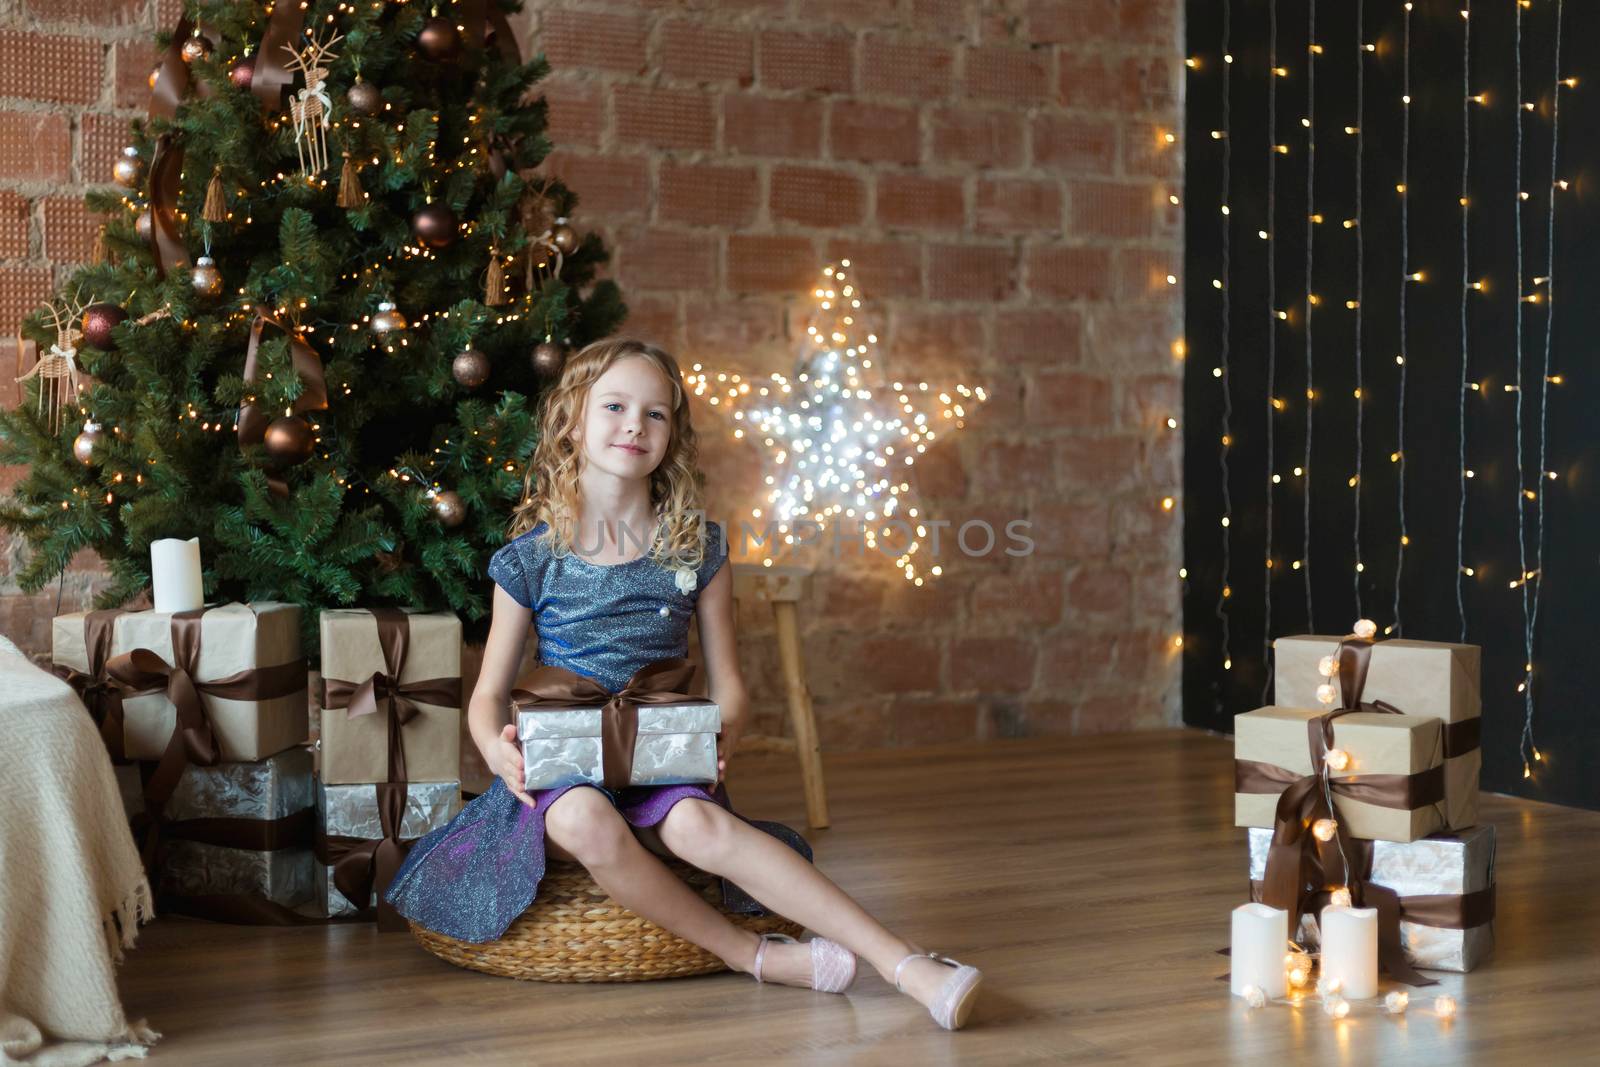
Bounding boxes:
118 729 1600 1065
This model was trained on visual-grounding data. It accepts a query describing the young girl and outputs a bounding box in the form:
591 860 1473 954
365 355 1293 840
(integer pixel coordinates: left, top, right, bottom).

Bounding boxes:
385 338 983 1030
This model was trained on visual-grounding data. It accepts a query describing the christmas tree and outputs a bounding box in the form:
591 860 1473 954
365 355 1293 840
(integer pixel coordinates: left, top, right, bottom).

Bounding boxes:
0 1 623 651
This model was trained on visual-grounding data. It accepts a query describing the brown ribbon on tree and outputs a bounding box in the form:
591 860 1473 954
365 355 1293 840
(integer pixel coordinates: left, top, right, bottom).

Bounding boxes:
236 310 330 495
511 658 706 790
49 609 131 761
318 609 460 931
1247 637 1443 987
249 0 307 113
144 17 210 278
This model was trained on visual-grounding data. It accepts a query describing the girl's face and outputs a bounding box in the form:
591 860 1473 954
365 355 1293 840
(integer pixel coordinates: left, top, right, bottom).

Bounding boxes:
573 355 675 482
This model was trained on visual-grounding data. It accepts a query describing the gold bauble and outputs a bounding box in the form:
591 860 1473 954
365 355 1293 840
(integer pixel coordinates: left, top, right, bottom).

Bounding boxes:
72 421 104 466
549 220 578 254
112 147 143 188
370 301 407 336
180 35 213 64
191 255 224 298
531 340 566 381
432 489 466 527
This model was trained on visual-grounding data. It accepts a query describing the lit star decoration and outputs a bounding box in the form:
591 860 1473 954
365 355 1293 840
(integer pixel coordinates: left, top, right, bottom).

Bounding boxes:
689 262 987 584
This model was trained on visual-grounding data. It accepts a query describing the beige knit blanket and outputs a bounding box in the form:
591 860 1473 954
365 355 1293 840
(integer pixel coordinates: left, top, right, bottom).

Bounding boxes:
0 635 159 1065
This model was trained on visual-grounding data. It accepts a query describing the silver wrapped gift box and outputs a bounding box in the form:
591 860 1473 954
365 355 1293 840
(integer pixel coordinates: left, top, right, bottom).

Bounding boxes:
116 748 315 908
315 779 462 917
518 702 720 791
1246 824 1496 973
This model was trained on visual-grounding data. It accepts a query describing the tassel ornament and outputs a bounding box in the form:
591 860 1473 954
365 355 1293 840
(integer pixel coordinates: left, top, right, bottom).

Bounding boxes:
202 167 228 223
484 246 508 306
337 152 365 209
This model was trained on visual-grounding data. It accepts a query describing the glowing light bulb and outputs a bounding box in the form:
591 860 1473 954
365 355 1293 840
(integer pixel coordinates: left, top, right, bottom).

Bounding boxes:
1241 984 1267 1009
1329 887 1353 908
1386 991 1410 1014
1435 995 1457 1019
1324 995 1350 1019
1325 748 1351 771
1352 619 1378 639
1318 655 1338 678
1312 818 1338 841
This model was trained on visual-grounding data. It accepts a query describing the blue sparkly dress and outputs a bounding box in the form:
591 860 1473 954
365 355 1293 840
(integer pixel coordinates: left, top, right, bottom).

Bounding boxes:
384 519 812 942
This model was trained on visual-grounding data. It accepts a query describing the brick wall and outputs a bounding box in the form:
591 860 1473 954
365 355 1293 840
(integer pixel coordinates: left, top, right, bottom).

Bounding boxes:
0 0 178 647
1 0 1186 751
528 0 1186 747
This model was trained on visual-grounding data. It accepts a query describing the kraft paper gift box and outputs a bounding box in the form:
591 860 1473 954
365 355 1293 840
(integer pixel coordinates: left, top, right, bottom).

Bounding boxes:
314 779 461 917
518 702 721 791
1247 825 1496 973
53 602 307 762
318 608 462 785
118 747 315 908
1273 635 1481 829
1234 706 1447 843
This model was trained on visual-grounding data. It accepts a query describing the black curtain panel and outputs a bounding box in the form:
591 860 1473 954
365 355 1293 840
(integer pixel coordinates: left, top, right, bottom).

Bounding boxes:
1181 0 1597 811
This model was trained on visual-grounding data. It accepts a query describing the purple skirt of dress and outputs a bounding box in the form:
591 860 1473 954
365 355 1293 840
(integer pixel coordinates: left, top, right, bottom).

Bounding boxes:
384 777 812 943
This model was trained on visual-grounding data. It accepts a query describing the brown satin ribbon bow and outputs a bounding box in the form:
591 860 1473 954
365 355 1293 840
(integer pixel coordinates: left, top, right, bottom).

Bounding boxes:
1238 637 1445 986
323 781 413 932
511 658 707 791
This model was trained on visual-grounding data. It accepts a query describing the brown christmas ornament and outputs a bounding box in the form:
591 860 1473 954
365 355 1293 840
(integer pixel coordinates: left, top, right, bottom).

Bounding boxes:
337 153 366 209
134 211 153 242
417 17 462 61
532 340 567 380
346 78 382 116
549 220 578 254
202 167 228 223
370 301 407 337
72 420 104 466
263 415 316 465
452 347 490 388
180 34 213 64
81 303 127 350
112 147 143 188
431 489 466 527
412 203 459 248
191 256 224 298
229 55 256 89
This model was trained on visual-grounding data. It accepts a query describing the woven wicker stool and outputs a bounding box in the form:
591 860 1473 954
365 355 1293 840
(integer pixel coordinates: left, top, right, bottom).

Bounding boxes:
411 858 803 982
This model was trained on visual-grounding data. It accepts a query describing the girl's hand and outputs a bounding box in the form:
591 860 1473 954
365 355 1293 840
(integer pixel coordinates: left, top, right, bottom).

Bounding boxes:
489 723 537 809
716 713 744 784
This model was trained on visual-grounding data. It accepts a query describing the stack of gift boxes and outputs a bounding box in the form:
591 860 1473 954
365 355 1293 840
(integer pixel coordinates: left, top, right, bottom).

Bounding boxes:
51 602 466 927
1234 628 1495 976
316 608 463 926
53 603 316 914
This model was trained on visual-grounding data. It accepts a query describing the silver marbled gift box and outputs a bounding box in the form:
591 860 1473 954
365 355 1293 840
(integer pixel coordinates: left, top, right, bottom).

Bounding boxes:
315 779 462 917
518 702 720 791
1246 824 1496 973
116 747 316 907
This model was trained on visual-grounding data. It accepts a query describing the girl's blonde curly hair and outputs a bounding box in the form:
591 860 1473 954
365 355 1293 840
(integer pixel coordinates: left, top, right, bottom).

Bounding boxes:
508 338 709 570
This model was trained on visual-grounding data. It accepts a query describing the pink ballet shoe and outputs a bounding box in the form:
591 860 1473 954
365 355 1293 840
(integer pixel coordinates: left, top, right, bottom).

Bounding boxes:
750 932 857 993
894 951 983 1031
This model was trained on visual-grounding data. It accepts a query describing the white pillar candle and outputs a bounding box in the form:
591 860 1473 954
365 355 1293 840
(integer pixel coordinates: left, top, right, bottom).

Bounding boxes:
1231 902 1289 998
1320 905 1379 999
150 537 204 613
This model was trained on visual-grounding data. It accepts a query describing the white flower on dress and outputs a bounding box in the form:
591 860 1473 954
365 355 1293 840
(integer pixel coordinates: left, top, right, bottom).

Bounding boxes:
674 566 698 595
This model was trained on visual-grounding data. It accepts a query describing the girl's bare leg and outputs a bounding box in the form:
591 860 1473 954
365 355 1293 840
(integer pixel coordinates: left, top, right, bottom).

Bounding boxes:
654 799 956 1005
541 787 778 978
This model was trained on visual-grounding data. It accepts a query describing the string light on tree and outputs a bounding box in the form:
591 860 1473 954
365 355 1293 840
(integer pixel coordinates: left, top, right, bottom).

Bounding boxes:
691 263 986 585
